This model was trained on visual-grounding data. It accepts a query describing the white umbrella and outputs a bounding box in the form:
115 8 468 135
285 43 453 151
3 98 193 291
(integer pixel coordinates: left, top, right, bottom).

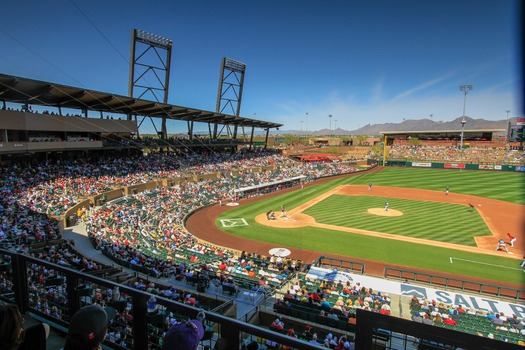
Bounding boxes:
269 247 291 257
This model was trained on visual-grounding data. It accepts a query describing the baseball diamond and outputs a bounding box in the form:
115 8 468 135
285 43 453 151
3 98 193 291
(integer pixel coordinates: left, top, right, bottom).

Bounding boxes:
186 167 525 287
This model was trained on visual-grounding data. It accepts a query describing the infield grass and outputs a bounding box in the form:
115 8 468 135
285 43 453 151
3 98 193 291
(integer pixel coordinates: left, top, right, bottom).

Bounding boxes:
304 195 491 245
217 167 525 284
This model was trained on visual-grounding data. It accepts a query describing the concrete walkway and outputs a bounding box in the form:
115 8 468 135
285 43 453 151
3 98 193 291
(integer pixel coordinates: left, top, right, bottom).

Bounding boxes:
62 223 118 267
62 223 262 319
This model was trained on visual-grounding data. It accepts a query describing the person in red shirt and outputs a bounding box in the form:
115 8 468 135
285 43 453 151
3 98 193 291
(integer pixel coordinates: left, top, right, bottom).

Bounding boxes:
443 316 457 326
271 318 284 330
507 233 516 247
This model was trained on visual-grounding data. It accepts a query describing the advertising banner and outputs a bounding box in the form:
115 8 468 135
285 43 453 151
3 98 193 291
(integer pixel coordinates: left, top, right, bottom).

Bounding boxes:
306 266 525 317
444 163 465 169
412 162 432 167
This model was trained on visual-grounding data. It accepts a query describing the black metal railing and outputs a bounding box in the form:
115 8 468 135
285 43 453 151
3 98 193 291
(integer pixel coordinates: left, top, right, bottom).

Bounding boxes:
0 249 324 350
1 249 521 349
385 267 525 301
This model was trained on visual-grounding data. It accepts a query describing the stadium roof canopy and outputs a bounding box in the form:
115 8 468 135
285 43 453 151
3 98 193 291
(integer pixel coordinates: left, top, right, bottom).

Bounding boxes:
0 73 282 129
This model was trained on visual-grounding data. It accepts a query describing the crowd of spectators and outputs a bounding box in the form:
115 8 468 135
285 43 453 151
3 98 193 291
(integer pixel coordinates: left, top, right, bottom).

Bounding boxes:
409 295 525 344
0 149 299 220
275 278 391 323
2 143 524 347
388 145 525 165
80 151 358 287
269 277 393 349
0 148 359 298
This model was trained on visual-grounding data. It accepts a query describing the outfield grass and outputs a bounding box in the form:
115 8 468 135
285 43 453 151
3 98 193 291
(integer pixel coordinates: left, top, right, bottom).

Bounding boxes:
304 195 491 246
351 167 525 204
217 167 525 284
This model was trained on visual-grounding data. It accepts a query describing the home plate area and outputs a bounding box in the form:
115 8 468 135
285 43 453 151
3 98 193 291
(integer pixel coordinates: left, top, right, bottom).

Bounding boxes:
255 212 316 228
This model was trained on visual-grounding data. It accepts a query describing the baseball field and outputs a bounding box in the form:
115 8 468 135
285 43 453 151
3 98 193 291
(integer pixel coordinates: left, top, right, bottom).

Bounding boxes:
190 167 525 286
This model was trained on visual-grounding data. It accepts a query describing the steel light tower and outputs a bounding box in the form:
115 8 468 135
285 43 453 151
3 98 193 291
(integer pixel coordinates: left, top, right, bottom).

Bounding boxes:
506 109 511 151
305 112 309 140
329 114 332 130
459 84 474 150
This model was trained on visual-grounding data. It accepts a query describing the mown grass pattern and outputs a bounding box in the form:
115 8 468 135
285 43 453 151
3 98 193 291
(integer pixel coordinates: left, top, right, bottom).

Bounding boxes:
304 195 491 246
349 167 525 204
217 168 525 284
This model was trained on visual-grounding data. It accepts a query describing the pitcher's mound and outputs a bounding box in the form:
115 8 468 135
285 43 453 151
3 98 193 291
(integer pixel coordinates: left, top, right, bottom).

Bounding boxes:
367 208 403 217
255 212 315 228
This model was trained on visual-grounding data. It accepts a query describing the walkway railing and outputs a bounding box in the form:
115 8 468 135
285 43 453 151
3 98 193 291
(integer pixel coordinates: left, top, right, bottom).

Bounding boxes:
384 267 525 301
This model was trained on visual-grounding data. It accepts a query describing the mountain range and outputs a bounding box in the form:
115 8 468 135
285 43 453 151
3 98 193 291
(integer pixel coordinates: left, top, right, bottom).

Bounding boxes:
277 116 511 136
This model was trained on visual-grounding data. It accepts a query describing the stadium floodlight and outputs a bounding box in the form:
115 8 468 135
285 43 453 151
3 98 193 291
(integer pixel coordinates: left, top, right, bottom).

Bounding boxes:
329 114 332 130
136 29 172 48
459 84 474 150
224 58 246 73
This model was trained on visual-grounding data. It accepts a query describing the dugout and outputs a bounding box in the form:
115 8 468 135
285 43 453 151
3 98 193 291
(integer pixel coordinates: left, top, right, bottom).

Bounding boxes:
233 175 306 198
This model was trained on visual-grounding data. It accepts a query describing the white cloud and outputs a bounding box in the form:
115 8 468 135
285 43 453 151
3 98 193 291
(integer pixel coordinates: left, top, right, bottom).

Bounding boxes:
391 72 455 101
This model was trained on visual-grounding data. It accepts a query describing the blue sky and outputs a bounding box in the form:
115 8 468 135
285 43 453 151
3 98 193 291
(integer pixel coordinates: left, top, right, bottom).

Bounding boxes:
1 0 522 133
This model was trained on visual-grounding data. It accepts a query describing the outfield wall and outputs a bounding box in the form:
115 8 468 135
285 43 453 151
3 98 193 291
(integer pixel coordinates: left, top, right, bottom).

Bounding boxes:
384 160 525 172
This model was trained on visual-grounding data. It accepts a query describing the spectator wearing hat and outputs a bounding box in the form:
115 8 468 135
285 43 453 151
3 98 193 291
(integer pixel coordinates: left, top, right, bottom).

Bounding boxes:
64 304 117 350
302 325 313 341
161 319 204 350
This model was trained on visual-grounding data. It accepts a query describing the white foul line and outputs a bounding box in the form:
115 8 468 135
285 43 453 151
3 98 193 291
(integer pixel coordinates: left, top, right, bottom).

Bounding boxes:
449 257 523 271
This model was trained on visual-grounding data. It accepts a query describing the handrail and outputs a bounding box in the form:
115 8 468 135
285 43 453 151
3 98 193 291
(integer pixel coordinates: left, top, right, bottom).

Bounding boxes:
384 267 525 301
0 248 325 350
